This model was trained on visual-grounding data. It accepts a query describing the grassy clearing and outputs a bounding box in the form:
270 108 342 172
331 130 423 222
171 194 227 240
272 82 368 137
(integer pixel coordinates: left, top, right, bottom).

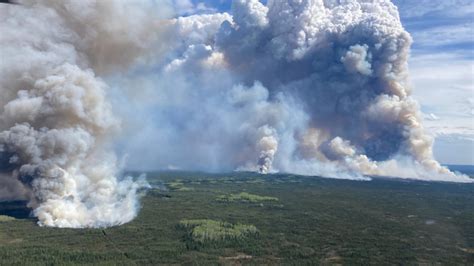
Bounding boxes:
178 219 258 244
0 215 16 222
166 180 193 191
216 192 279 203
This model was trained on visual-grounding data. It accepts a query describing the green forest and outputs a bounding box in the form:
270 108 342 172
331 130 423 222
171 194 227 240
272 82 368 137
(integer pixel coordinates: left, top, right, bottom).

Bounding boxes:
1 172 473 265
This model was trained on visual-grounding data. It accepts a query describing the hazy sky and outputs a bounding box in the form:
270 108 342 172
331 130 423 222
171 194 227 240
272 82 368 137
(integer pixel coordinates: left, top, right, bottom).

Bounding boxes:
172 0 474 165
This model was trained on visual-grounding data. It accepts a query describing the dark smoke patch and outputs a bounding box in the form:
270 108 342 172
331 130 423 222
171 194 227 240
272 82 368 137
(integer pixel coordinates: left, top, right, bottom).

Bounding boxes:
0 174 29 202
0 200 31 219
0 152 16 172
363 130 404 161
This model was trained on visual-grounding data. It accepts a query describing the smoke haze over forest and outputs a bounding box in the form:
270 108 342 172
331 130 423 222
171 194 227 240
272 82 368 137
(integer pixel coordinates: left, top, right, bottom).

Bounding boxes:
0 0 472 228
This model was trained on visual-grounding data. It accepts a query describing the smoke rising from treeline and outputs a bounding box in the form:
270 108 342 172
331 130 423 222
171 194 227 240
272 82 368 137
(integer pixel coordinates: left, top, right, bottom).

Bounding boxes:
0 0 471 228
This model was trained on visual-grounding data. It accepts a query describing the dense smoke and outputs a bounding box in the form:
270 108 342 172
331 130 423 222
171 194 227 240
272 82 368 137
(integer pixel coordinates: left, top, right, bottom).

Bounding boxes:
0 0 172 227
0 0 471 228
118 0 471 182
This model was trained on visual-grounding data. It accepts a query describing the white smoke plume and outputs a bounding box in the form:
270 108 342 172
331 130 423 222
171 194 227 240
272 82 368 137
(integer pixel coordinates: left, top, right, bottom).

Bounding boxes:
116 0 471 183
1 0 472 227
0 0 173 227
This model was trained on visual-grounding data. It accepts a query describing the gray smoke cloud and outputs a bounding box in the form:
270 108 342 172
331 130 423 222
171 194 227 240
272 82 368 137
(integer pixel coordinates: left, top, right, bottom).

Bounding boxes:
117 0 471 183
0 0 172 227
116 0 472 182
1 0 472 227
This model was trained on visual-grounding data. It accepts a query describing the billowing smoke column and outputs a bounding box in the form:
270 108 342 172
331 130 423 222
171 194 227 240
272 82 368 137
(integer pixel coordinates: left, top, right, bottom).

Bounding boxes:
118 0 471 183
0 0 171 227
215 0 470 182
0 0 472 228
213 0 445 178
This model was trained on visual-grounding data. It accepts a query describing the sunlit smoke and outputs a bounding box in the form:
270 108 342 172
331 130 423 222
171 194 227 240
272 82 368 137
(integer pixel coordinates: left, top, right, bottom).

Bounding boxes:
1 0 471 228
0 0 171 227
116 0 471 183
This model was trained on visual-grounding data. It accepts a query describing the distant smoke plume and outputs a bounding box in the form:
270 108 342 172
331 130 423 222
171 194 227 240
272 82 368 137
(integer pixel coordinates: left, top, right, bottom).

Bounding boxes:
117 0 471 183
1 0 471 228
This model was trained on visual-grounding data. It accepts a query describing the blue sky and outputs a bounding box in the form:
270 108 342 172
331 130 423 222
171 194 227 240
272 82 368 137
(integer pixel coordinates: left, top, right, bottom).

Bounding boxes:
392 0 474 165
173 0 474 165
